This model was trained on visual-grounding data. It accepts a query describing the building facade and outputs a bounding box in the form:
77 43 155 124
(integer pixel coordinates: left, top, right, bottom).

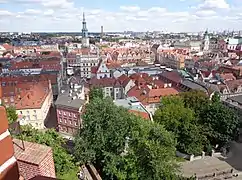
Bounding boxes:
55 81 86 137
16 81 53 129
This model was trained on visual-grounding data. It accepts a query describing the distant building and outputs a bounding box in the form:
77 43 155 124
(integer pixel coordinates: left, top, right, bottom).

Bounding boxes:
127 73 179 114
203 30 210 52
66 48 100 79
55 77 86 137
88 75 135 100
91 59 111 79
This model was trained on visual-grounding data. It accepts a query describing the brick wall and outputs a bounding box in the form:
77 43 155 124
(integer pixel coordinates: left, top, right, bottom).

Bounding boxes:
39 150 56 178
17 160 40 180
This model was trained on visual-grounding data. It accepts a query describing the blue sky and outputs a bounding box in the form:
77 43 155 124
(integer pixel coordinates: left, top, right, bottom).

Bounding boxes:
0 0 241 32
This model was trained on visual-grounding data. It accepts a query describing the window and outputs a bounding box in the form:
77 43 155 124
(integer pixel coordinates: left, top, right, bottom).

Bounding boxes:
59 118 62 123
64 120 67 124
64 112 66 115
58 110 61 115
75 122 78 126
34 110 36 113
74 114 77 118
69 113 71 117
20 111 23 114
69 121 72 125
27 111 29 114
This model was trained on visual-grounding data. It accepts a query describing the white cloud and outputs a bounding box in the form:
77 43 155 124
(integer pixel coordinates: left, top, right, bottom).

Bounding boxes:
198 0 230 10
24 9 41 15
42 0 74 9
148 7 166 13
0 1 242 32
120 6 140 12
0 10 14 16
43 9 54 16
195 9 217 17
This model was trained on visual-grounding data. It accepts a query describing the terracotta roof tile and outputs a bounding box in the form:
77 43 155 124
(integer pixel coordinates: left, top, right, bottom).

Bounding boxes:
128 109 150 120
13 139 52 165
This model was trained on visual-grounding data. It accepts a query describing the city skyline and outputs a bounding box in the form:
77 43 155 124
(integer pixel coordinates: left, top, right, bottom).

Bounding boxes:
0 0 242 32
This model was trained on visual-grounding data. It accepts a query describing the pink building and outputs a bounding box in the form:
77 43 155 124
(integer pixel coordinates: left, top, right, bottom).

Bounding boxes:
55 77 86 137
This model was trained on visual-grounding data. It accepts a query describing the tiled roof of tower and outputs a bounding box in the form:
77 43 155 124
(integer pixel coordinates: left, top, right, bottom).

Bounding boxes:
13 139 52 165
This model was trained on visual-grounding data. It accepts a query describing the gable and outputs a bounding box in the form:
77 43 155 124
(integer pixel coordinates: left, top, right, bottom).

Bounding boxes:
97 62 109 73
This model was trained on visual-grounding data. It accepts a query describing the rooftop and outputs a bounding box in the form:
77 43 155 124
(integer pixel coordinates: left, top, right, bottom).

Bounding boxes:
114 96 147 113
114 96 151 120
13 138 52 165
55 84 85 109
180 156 233 178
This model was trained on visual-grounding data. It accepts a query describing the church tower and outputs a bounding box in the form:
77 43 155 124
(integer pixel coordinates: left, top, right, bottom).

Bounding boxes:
203 30 210 52
82 12 89 47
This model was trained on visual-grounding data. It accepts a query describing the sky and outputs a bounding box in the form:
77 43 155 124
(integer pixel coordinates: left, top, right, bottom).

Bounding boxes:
0 0 242 32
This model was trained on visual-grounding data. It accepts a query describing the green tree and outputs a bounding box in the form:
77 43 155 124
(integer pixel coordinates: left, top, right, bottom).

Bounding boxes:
6 107 18 124
211 92 220 103
74 97 178 179
89 87 104 101
14 126 76 177
180 90 210 115
199 102 240 148
154 96 205 155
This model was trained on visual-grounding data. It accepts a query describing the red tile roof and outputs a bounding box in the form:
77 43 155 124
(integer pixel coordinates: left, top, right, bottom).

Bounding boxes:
89 77 118 87
220 73 236 81
128 109 150 120
160 71 182 84
10 60 61 71
127 85 179 105
117 74 132 87
1 43 13 50
1 80 51 109
13 138 52 165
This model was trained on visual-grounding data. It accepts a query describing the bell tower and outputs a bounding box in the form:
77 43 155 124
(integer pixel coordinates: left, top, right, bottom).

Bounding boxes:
203 30 210 52
81 12 89 47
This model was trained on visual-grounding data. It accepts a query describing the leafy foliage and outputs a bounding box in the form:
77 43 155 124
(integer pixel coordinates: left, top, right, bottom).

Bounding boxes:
154 90 240 155
200 102 240 147
74 97 178 179
14 126 76 177
180 90 210 115
89 87 104 101
6 106 18 124
154 96 205 155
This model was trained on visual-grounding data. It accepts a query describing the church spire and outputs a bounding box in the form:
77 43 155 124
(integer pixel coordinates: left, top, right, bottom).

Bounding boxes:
81 12 89 47
83 12 85 22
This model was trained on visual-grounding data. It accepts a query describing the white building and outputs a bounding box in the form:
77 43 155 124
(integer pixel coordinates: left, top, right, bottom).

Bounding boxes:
15 81 53 129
